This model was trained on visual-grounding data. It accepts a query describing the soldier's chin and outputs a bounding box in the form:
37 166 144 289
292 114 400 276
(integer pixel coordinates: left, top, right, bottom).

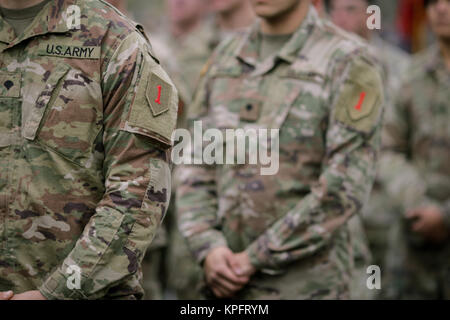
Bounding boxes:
254 9 283 20
253 3 277 18
433 26 450 39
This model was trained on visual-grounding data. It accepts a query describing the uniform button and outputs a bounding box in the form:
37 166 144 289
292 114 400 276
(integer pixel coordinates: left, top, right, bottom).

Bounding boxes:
4 80 13 90
246 104 253 111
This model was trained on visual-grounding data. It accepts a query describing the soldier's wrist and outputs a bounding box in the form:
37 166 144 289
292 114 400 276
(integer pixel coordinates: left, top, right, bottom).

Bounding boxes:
246 241 269 271
38 287 57 300
246 248 261 271
191 231 228 265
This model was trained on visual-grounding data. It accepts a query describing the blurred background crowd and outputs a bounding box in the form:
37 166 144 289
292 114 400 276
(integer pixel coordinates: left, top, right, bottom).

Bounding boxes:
104 0 449 300
116 0 437 53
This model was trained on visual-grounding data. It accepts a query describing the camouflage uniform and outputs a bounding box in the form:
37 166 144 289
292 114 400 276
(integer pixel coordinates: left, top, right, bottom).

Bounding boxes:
350 35 411 300
380 45 450 299
177 7 384 299
0 0 177 299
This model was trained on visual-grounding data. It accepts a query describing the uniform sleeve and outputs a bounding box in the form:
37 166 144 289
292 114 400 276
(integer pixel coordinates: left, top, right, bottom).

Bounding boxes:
246 54 384 270
175 61 228 264
39 31 178 299
377 78 428 210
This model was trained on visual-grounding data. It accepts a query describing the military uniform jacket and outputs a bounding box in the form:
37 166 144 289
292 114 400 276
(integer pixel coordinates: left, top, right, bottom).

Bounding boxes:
0 0 178 299
177 7 384 298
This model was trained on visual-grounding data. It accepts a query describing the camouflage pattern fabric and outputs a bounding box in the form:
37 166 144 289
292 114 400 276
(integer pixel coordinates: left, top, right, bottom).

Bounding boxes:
0 0 177 300
177 6 384 300
106 7 170 301
380 45 450 299
145 19 222 300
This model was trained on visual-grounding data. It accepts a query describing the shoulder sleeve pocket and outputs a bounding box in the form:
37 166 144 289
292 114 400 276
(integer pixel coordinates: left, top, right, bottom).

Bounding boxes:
122 53 178 148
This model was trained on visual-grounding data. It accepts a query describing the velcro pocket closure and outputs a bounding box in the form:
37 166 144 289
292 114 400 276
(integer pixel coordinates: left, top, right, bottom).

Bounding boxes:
122 54 178 148
334 57 383 134
0 71 21 98
22 64 70 140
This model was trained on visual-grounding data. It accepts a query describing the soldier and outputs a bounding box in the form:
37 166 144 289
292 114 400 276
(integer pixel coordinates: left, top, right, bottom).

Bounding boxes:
326 0 411 299
177 0 384 299
0 0 177 300
381 0 450 299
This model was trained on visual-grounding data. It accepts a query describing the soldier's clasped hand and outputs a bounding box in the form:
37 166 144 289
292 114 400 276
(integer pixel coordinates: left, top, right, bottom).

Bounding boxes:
407 206 449 244
204 247 250 298
0 291 14 300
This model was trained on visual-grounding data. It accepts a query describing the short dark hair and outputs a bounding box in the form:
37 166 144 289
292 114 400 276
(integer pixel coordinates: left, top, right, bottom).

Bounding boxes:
424 0 436 7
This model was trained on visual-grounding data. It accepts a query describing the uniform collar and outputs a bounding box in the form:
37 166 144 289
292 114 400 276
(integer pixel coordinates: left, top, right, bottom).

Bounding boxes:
426 44 445 73
236 5 320 68
0 0 78 47
425 44 450 83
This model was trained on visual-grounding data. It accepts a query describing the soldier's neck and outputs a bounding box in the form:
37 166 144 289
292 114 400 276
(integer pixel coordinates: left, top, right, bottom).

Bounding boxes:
216 2 255 32
260 1 309 35
359 28 371 42
438 39 450 71
171 18 201 39
0 0 44 9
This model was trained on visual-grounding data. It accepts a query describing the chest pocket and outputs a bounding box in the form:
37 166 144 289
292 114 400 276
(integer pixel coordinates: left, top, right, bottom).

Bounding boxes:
208 66 249 130
208 66 328 151
260 68 327 138
22 64 102 167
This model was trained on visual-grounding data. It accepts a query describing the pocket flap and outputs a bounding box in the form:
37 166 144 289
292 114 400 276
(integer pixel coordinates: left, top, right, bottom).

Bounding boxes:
258 77 304 130
22 64 70 141
259 68 324 130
